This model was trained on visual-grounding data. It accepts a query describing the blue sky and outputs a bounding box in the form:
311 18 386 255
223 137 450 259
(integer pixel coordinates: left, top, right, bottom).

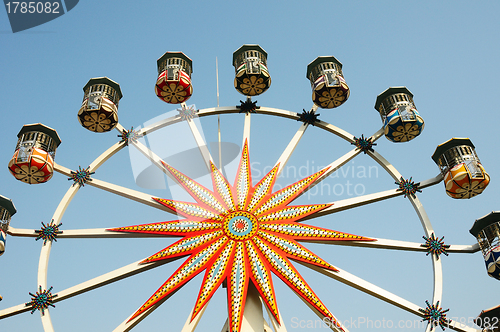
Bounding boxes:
1 1 500 331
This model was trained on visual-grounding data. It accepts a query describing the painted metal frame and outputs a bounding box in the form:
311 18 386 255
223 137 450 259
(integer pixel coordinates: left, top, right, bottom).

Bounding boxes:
0 105 482 332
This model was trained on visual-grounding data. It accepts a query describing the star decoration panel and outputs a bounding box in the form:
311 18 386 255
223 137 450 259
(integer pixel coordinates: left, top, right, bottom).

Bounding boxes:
108 140 373 332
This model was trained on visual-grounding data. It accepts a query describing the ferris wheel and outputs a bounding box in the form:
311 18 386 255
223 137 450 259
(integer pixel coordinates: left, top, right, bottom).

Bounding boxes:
0 44 496 332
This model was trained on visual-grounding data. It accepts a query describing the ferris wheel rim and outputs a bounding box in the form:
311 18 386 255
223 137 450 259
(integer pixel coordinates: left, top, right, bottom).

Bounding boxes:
2 104 478 331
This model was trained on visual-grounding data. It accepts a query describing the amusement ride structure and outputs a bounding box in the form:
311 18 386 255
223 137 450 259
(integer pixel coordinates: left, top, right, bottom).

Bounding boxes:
0 45 499 332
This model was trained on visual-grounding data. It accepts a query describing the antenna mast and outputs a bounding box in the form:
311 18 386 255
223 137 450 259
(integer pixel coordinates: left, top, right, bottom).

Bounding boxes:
216 57 222 169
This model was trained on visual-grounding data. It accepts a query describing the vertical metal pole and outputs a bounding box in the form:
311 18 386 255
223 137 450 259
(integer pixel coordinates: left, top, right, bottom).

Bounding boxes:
240 282 264 332
216 57 220 108
216 57 222 169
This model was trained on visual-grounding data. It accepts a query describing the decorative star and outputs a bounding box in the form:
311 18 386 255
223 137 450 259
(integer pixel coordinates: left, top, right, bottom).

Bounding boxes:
421 233 450 258
237 99 259 114
177 104 198 121
68 166 95 187
109 140 374 332
26 286 57 315
419 300 449 331
396 176 421 198
35 220 62 245
118 127 141 146
352 134 376 154
297 109 320 126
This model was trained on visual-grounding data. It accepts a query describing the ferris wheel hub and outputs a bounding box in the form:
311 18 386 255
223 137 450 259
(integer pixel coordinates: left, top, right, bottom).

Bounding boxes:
223 211 259 241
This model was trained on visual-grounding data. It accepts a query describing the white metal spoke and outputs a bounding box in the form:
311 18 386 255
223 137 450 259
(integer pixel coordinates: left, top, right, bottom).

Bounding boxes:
264 305 287 332
275 122 308 175
303 262 423 317
54 164 174 214
299 148 361 200
8 225 480 253
321 148 359 180
313 127 389 183
304 188 400 220
300 262 479 332
0 258 176 320
0 303 32 319
6 227 179 239
181 301 210 332
127 138 189 186
317 127 385 179
183 103 214 171
294 293 348 332
242 112 251 148
113 290 178 332
303 174 443 220
220 319 229 332
55 258 175 303
58 228 175 238
446 320 482 332
187 117 213 170
274 105 317 176
90 178 174 212
113 303 162 332
218 115 222 169
300 238 479 253
294 128 384 198
304 236 480 253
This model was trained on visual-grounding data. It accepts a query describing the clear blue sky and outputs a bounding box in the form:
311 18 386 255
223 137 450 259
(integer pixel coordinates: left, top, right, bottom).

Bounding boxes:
1 1 500 331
